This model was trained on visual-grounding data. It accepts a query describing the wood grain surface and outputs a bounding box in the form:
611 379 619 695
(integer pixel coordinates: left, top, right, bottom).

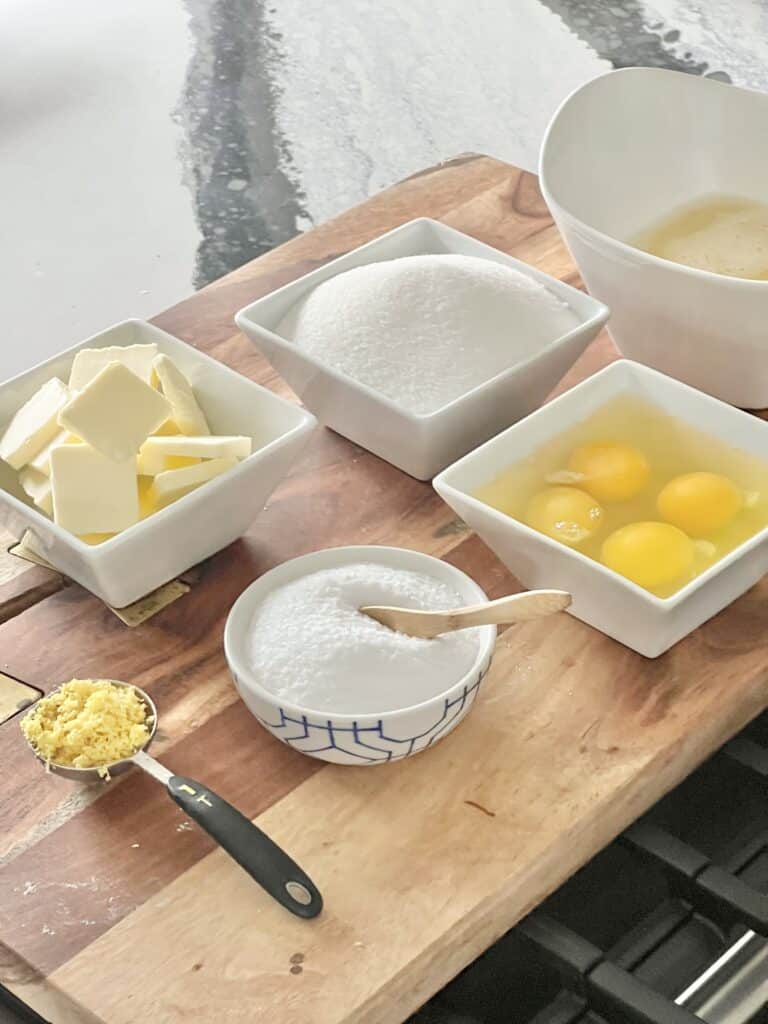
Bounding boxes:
1 156 767 1024
0 528 65 626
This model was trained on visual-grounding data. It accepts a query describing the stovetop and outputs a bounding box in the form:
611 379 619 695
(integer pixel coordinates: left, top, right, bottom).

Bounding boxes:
411 710 768 1024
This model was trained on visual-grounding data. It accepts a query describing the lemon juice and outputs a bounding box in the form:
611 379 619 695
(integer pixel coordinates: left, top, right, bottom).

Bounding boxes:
474 396 768 597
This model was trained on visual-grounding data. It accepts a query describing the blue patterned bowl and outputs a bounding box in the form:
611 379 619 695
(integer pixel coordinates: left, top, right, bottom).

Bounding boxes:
224 546 496 765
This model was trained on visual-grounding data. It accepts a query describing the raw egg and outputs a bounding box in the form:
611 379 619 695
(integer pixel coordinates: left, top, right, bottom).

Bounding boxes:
657 471 742 537
601 521 694 590
567 442 650 503
525 486 604 546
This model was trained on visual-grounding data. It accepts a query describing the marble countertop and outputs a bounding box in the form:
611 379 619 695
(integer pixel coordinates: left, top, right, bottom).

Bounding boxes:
2 0 768 376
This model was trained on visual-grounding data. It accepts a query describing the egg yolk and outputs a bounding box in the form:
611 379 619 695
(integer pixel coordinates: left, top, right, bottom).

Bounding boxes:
526 486 604 546
601 521 694 590
567 442 650 503
657 471 742 537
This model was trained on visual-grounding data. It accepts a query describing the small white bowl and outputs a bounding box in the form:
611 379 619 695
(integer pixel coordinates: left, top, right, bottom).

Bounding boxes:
0 319 316 607
434 360 768 658
235 218 608 480
223 545 496 765
541 67 768 407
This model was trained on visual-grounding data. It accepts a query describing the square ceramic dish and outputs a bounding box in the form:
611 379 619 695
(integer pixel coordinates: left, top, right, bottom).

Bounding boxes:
540 67 768 407
0 320 316 607
434 360 768 658
235 218 609 480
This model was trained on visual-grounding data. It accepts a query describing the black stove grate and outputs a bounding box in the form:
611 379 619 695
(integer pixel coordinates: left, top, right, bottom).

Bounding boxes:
411 710 768 1024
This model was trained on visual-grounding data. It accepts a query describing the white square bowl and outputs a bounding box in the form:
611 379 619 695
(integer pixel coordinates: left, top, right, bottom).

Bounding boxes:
235 218 609 480
0 319 317 607
434 360 768 658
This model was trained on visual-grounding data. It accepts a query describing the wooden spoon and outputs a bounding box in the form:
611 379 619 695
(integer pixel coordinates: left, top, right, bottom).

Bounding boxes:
360 589 572 639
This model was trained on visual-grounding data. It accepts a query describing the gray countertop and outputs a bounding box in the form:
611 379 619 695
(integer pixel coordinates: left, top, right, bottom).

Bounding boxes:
1 0 767 372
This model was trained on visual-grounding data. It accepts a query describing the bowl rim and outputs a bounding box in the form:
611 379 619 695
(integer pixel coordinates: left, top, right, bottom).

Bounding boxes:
235 217 610 423
0 318 317 556
223 544 497 722
434 358 768 611
539 67 768 291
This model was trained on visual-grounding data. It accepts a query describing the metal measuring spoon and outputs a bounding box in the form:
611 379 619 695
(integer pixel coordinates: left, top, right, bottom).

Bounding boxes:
21 680 322 919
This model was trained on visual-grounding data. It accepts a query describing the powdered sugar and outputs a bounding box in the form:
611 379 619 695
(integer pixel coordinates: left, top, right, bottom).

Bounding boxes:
278 253 578 415
246 562 483 713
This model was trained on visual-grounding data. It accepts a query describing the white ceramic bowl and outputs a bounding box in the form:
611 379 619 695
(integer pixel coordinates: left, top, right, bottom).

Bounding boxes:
224 545 496 765
0 319 316 607
434 359 768 658
235 218 608 480
541 67 768 408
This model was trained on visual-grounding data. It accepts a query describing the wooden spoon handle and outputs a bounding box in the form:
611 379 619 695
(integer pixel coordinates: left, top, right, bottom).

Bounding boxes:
443 589 572 630
361 589 572 638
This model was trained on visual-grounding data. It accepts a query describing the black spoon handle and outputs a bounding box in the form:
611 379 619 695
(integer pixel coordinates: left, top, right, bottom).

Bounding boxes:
167 774 322 919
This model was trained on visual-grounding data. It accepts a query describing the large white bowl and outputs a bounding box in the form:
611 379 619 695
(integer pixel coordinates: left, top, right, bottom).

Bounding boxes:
434 360 768 659
224 545 496 765
235 218 608 480
0 320 317 607
541 67 768 408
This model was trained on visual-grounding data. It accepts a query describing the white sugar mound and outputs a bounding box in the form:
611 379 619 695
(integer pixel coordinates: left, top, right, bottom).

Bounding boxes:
246 563 483 714
278 253 578 414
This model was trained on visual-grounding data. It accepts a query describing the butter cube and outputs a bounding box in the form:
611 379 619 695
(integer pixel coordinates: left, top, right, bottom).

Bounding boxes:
28 429 79 477
152 418 182 436
137 475 157 519
50 445 139 534
153 355 210 436
59 362 171 463
137 435 251 475
137 453 200 475
19 465 53 516
69 344 158 391
149 456 238 509
0 377 70 470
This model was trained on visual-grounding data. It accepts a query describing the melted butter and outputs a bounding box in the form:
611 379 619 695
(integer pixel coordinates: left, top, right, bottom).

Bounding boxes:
632 194 768 280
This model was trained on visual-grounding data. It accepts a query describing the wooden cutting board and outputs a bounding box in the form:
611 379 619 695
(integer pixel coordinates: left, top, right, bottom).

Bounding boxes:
1 156 767 1024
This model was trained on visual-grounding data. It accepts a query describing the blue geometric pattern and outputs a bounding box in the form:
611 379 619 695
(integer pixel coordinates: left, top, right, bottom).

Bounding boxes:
252 656 492 764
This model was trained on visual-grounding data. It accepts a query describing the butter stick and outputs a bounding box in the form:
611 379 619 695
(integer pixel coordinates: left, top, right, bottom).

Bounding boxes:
149 456 238 509
137 434 251 475
0 378 69 470
69 344 158 391
19 465 53 516
28 429 80 477
152 355 210 436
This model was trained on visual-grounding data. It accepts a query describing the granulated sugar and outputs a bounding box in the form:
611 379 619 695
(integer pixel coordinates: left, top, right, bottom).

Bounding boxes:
246 563 483 714
277 253 578 415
